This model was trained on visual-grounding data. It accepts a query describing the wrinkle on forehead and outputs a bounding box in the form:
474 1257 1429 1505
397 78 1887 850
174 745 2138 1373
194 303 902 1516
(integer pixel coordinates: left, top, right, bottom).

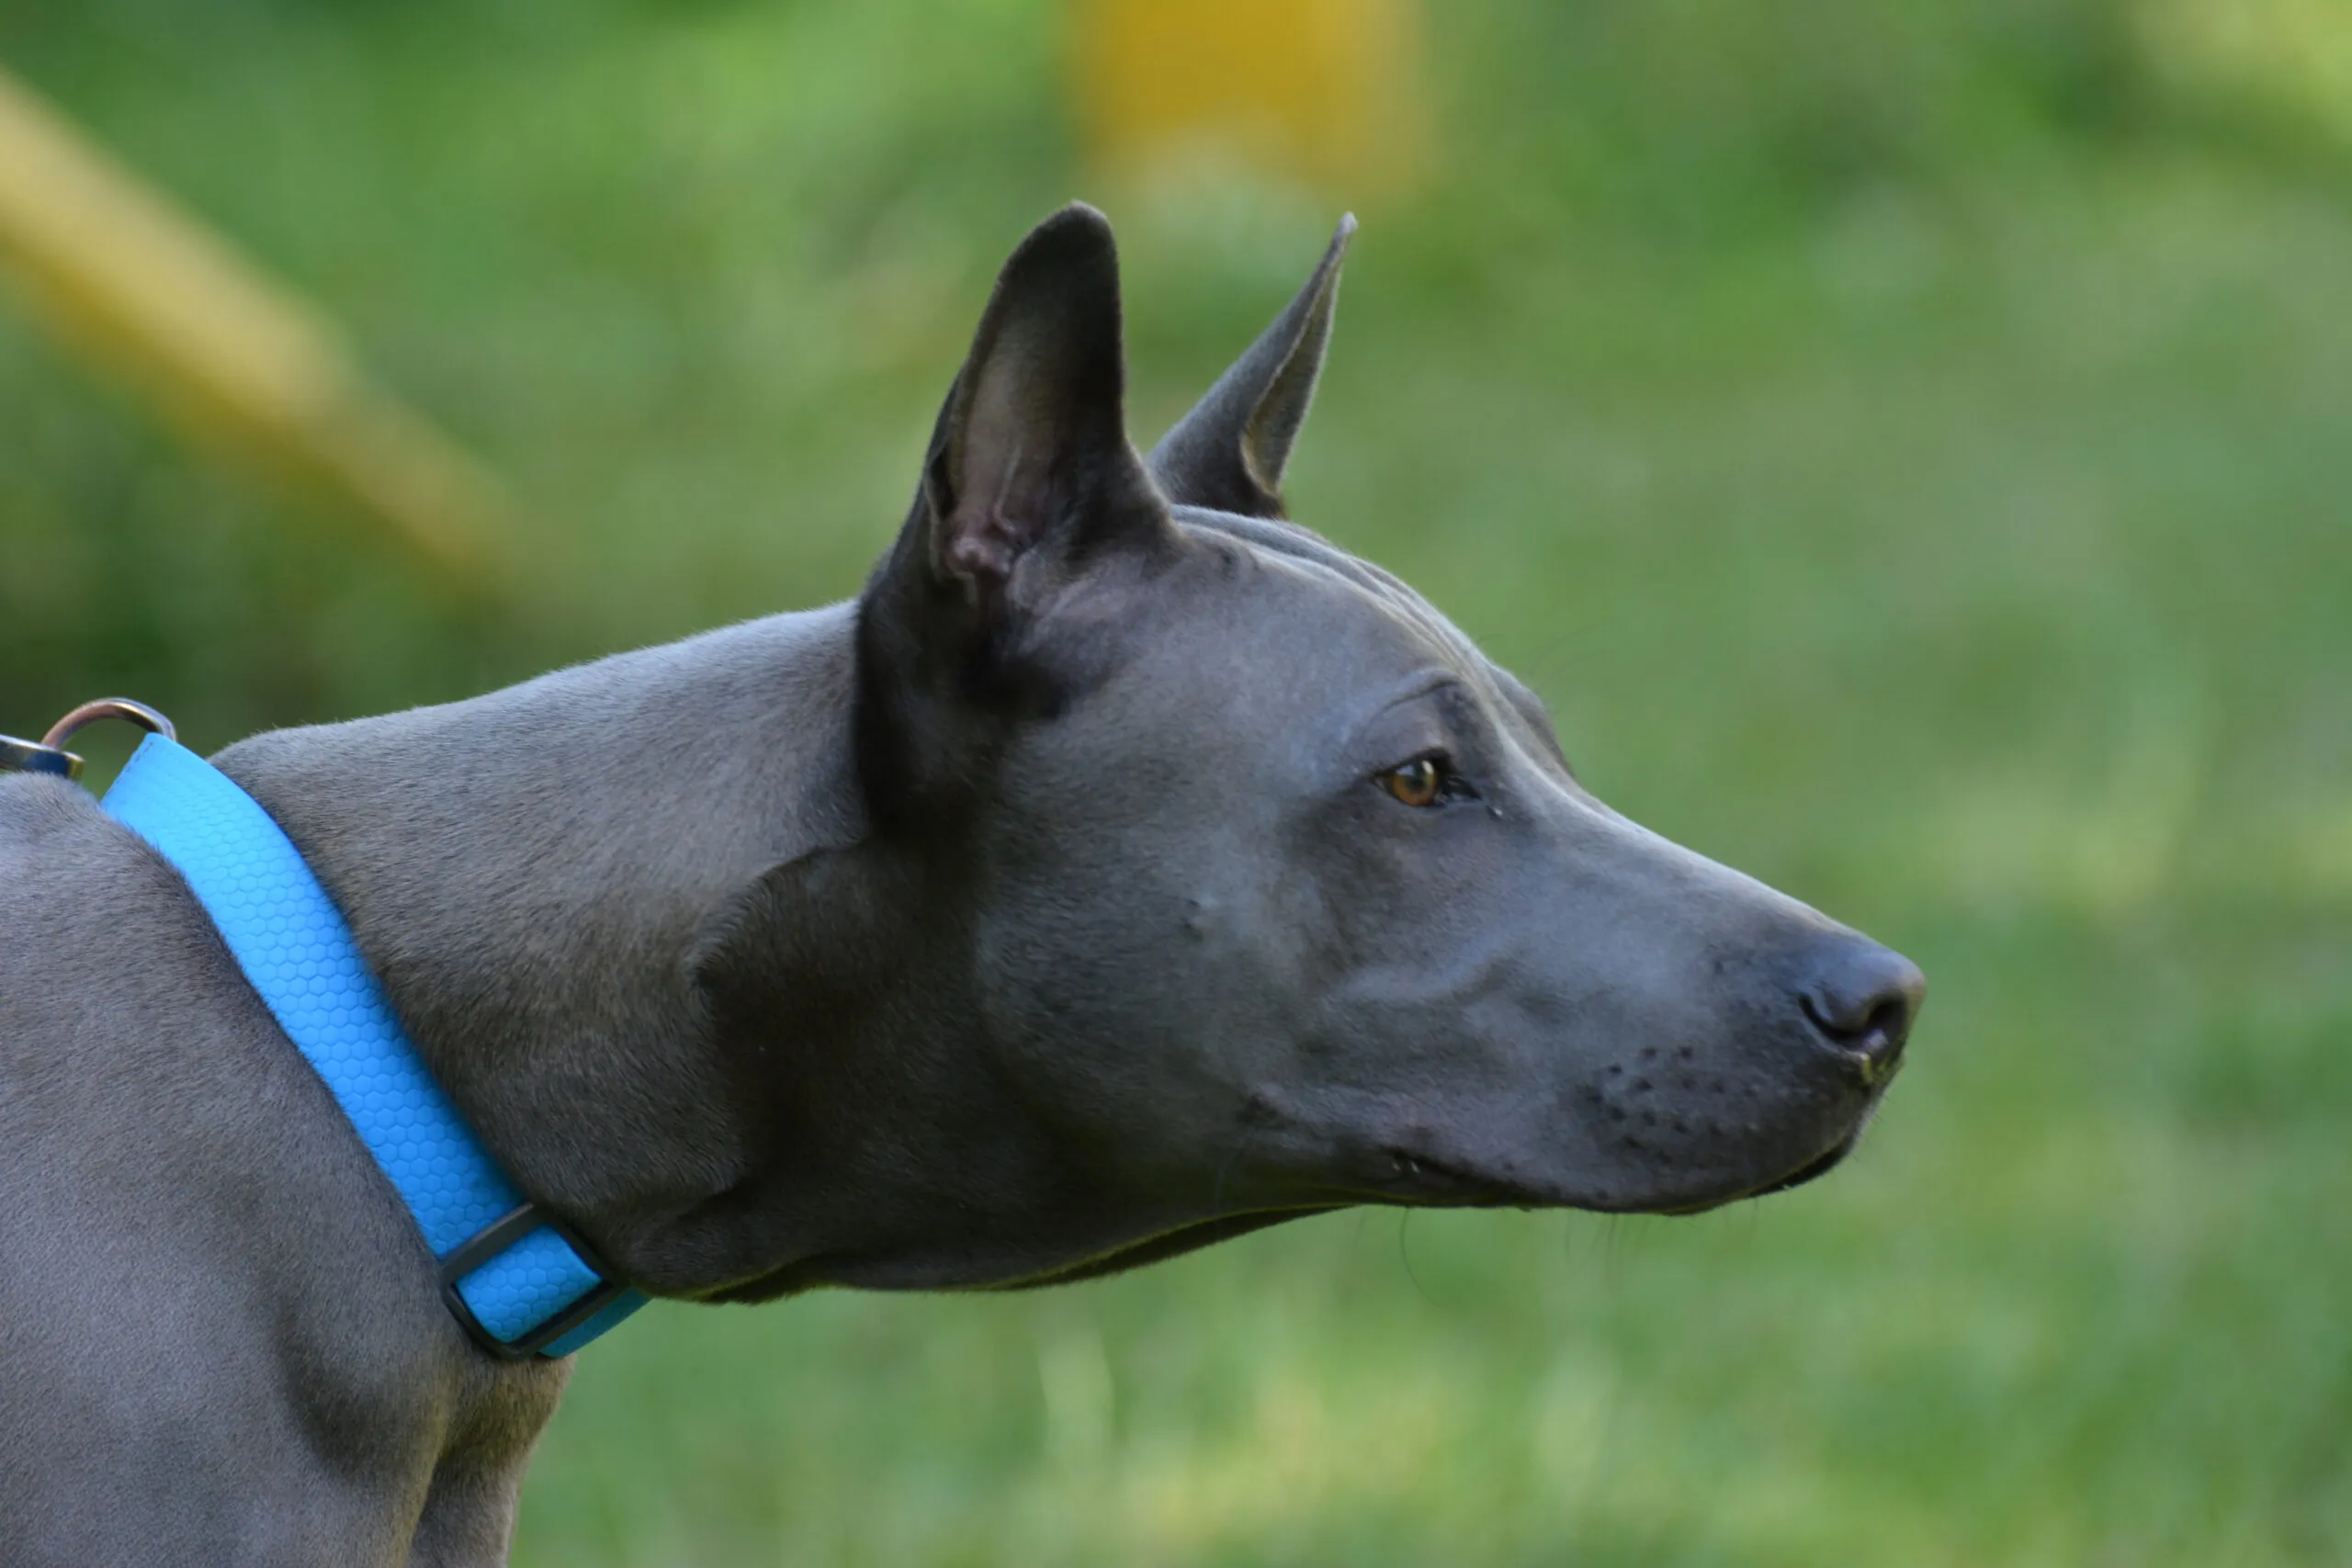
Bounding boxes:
1171 503 1570 778
1170 503 1476 660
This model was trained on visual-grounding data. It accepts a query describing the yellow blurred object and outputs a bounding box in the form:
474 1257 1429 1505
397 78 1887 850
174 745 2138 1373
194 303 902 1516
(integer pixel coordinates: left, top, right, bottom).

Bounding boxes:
0 63 508 582
1072 0 1423 190
2140 0 2352 145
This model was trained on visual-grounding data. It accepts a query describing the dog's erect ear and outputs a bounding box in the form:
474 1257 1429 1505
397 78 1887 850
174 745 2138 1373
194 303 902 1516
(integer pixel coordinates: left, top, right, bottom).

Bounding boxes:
859 206 1172 816
919 203 1167 614
1148 215 1354 520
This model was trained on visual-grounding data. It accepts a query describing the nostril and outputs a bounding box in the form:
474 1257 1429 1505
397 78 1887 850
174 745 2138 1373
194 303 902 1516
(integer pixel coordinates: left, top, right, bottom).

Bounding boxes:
1801 990 1905 1050
1859 994 1910 1043
1796 942 1926 1082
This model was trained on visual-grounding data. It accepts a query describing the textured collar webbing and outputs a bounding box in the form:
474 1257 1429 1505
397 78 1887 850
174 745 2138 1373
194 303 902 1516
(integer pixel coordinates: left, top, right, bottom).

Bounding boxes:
102 735 647 1359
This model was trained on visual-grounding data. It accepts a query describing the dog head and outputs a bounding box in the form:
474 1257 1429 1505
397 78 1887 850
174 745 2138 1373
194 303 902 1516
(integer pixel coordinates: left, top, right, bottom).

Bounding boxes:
695 206 1922 1296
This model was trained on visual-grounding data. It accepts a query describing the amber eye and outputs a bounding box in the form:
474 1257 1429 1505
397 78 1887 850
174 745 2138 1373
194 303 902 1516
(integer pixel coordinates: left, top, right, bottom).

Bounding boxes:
1376 755 1446 808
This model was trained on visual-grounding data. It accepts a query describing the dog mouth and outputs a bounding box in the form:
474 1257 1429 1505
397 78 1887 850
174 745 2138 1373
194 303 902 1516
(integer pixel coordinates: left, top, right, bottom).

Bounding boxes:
1366 1150 1555 1208
1750 1131 1859 1196
847 1128 1871 1295
915 1119 1875 1294
1642 1130 1863 1215
1356 1127 1867 1218
1023 1131 1869 1280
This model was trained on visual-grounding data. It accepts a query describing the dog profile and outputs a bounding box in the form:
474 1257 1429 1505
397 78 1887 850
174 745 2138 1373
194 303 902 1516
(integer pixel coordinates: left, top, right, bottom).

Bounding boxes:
0 205 1922 1563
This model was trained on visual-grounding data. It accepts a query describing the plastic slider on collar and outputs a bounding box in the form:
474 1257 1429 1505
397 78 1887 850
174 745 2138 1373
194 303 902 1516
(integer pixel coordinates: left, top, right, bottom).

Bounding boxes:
438 1203 638 1360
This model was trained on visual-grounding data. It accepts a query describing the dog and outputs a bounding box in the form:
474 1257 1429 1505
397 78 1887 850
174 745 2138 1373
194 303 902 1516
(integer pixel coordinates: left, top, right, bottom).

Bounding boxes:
0 205 1922 1563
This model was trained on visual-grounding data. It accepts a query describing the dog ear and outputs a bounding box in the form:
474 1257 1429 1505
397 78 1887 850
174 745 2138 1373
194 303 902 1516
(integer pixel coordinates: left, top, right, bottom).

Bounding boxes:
1148 215 1354 520
858 206 1175 818
918 203 1169 617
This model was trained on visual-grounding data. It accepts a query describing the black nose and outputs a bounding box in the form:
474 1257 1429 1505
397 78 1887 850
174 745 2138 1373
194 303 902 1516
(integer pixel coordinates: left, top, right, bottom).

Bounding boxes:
1796 940 1926 1085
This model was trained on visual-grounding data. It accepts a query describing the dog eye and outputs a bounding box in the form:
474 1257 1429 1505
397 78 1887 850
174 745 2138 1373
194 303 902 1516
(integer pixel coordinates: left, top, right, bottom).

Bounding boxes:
1374 754 1464 809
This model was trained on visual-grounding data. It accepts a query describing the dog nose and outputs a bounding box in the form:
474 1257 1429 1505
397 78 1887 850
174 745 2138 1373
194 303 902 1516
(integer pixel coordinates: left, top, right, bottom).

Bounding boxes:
1795 940 1926 1085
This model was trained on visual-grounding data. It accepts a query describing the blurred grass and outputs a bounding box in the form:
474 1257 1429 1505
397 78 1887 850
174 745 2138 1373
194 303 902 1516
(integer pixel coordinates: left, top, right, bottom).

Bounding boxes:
3 2 2348 1563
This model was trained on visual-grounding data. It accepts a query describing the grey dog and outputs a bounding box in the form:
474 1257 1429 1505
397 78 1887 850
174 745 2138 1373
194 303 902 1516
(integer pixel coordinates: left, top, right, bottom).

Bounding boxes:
0 205 1922 1563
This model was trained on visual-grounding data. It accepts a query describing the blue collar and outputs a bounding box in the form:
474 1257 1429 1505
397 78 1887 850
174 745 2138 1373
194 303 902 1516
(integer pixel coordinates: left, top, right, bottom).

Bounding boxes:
102 734 646 1359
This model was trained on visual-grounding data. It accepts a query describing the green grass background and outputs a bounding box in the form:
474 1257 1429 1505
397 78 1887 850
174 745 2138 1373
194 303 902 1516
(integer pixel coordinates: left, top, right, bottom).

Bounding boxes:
2 2 2346 1562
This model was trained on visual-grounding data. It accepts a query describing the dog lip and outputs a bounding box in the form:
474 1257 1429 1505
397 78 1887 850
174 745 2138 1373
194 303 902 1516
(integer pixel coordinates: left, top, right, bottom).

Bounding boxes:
1747 1131 1860 1198
1269 1119 1877 1217
1576 1125 1871 1217
1354 1147 1559 1209
1342 1134 1858 1214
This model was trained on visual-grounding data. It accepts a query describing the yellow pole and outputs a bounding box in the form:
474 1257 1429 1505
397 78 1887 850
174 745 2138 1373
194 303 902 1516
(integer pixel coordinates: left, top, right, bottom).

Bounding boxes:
0 63 509 581
1072 0 1424 191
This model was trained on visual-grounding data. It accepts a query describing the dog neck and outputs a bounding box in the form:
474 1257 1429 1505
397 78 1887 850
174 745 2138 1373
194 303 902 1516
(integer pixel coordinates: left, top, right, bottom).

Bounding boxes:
213 605 919 1299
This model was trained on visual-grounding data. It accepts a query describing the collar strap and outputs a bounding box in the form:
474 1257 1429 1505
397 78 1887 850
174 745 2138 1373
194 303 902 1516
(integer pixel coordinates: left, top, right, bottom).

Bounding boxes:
101 735 646 1358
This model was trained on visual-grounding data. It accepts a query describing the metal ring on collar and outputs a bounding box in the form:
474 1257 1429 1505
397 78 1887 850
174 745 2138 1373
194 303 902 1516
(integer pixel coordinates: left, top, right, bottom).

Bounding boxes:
43 698 177 750
2 699 177 784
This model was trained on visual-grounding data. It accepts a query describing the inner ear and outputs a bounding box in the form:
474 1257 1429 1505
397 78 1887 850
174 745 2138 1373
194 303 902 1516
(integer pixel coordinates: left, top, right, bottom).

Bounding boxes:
927 204 1166 605
1149 214 1354 520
